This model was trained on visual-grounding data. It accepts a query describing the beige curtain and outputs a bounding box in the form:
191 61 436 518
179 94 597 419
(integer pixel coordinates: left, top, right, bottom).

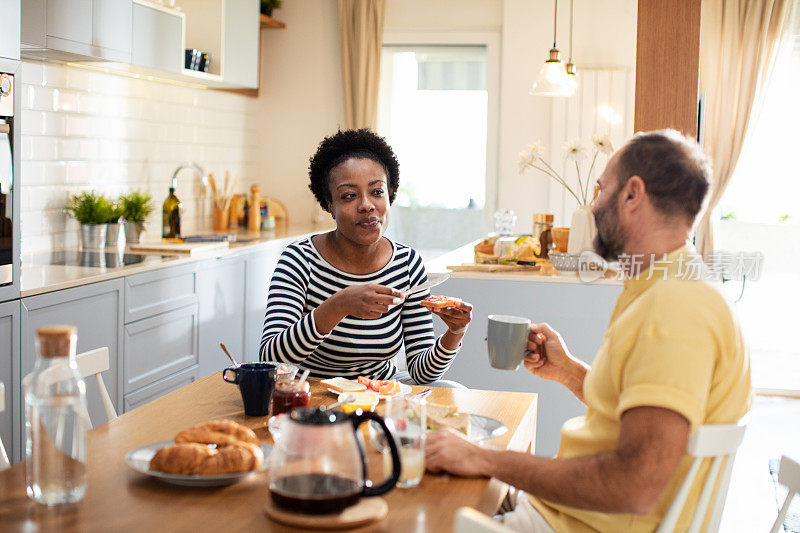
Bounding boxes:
338 0 386 130
696 0 791 257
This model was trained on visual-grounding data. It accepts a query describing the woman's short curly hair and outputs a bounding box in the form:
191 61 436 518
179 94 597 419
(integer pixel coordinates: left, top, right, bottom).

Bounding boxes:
308 129 400 210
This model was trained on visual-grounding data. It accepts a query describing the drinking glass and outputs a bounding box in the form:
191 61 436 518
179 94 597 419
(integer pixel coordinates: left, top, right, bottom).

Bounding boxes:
383 395 426 488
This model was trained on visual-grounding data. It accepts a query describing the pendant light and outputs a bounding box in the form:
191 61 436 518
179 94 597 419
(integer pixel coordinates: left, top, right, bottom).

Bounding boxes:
565 0 578 92
530 0 576 97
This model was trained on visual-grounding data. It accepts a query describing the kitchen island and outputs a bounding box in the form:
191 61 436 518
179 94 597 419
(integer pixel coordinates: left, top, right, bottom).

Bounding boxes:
426 241 622 456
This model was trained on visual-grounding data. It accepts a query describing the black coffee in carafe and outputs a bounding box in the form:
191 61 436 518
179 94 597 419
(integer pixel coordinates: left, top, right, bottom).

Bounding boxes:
270 474 361 514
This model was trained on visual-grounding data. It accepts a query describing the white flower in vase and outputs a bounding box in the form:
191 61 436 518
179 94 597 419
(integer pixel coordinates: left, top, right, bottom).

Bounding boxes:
591 134 614 155
563 139 588 161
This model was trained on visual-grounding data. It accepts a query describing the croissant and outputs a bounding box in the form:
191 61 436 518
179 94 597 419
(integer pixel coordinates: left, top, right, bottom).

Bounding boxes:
174 420 260 447
149 419 263 475
150 442 264 475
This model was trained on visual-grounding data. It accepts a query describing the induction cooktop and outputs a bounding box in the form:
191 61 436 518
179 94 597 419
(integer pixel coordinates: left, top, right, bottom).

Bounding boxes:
29 250 177 269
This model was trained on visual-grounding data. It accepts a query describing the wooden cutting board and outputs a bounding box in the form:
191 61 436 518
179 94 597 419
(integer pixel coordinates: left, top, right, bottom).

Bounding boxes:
264 496 388 529
129 241 230 256
447 263 543 273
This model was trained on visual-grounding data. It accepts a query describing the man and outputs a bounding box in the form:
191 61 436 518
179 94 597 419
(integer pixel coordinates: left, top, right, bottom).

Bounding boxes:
425 130 751 532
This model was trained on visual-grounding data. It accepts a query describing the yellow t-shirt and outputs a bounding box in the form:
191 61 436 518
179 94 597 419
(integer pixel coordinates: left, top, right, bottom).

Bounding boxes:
530 246 752 533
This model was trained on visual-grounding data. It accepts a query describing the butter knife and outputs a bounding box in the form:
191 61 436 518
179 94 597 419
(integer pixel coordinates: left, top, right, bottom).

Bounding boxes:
401 274 450 297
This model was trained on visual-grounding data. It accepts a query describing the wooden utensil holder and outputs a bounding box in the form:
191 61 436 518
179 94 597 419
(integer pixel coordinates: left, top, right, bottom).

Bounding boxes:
213 206 230 232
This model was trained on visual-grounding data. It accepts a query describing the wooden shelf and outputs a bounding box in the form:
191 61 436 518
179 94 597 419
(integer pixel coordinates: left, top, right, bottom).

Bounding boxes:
260 14 286 29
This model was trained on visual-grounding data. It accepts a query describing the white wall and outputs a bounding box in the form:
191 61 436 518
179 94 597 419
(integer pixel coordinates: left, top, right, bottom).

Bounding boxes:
255 0 344 226
498 0 637 232
19 61 261 252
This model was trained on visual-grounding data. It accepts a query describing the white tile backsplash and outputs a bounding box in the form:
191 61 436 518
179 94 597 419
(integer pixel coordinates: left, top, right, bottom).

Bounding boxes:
20 60 261 253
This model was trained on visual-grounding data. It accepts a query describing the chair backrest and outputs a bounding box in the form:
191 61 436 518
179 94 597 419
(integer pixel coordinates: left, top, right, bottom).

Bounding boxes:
76 347 117 423
770 455 800 533
454 507 514 533
656 421 747 533
0 382 9 470
22 347 117 430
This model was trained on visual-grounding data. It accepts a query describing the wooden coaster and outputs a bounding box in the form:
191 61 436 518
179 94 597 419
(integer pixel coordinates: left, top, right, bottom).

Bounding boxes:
264 496 388 530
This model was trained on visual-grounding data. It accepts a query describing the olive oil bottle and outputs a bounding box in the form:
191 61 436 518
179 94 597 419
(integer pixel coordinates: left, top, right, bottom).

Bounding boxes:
162 187 181 239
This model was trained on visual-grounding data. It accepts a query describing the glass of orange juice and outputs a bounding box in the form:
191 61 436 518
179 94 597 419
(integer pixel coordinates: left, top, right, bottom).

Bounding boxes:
383 395 426 488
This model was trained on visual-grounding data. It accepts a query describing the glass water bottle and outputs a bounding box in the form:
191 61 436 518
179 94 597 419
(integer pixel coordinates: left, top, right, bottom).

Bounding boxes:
25 325 89 505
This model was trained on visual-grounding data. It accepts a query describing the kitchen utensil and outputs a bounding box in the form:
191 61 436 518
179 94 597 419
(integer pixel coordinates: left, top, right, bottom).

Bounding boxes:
219 343 239 367
297 368 310 386
325 395 355 411
549 252 580 272
402 274 450 297
412 389 432 400
486 315 532 370
126 441 272 487
222 362 277 416
268 407 401 514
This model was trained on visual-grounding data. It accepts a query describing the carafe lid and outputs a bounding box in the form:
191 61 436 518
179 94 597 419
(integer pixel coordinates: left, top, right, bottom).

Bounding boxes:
290 407 348 425
36 325 77 358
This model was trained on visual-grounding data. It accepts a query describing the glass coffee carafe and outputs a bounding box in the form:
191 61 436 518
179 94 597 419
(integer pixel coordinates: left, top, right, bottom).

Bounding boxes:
268 407 401 514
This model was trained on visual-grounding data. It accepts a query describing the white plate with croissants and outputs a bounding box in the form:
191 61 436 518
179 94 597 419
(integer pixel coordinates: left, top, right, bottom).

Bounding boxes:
125 420 272 487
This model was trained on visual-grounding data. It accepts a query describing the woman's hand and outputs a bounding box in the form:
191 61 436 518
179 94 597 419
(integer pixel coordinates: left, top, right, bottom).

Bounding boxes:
432 300 473 350
316 284 404 332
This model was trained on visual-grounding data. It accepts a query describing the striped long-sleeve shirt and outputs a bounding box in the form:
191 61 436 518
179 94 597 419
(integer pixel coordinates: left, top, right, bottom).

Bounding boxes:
259 236 459 383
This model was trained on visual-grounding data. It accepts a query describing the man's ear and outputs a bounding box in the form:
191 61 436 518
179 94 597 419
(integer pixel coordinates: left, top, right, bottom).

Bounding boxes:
620 175 646 212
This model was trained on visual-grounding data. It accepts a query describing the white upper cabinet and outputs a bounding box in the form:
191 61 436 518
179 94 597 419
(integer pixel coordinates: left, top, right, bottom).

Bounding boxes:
0 0 21 61
21 0 262 90
22 0 132 62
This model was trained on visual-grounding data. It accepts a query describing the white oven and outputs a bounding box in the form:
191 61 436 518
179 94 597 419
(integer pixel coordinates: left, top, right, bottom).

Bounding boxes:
0 58 20 302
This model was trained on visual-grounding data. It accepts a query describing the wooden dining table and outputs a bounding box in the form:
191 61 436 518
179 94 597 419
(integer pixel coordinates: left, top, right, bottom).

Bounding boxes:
0 374 537 532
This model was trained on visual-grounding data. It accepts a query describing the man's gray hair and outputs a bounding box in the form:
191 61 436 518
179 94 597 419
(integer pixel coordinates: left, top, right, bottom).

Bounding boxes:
616 129 712 223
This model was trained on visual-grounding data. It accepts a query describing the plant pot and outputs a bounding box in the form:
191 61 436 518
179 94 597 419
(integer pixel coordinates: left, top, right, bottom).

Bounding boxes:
124 221 144 244
105 222 125 248
80 224 107 250
567 205 596 254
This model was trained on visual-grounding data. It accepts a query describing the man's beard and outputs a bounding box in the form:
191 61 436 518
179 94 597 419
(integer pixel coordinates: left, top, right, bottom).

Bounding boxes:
593 193 626 262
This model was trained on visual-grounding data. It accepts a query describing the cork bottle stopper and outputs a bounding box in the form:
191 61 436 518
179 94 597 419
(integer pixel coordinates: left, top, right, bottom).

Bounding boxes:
37 325 77 358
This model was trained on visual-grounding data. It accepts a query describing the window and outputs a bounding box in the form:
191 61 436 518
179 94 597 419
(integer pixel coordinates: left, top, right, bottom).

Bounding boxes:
716 3 800 393
377 45 488 209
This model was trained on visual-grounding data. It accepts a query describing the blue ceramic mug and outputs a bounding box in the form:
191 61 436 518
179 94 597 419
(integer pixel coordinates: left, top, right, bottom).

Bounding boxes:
222 362 277 416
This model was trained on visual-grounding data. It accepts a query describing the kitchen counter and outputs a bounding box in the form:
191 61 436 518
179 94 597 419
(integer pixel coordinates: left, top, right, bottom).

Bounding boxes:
427 239 623 285
20 223 333 297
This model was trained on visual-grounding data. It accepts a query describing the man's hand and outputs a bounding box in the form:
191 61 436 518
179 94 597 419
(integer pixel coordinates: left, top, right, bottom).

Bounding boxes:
425 428 488 478
523 323 589 402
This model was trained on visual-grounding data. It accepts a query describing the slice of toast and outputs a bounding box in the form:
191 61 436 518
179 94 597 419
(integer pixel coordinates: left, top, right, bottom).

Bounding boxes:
320 377 367 393
420 295 462 310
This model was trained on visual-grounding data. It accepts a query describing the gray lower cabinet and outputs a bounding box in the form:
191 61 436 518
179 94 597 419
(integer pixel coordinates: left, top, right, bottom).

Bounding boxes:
123 304 198 394
20 279 124 454
124 364 199 412
197 254 246 378
0 299 20 463
244 244 284 364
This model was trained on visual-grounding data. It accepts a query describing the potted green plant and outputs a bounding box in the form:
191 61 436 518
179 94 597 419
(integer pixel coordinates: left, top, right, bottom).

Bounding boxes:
105 202 126 248
260 0 281 17
66 191 113 249
119 190 154 244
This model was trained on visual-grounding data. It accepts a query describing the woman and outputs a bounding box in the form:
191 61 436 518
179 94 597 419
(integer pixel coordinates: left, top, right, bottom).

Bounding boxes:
260 129 472 384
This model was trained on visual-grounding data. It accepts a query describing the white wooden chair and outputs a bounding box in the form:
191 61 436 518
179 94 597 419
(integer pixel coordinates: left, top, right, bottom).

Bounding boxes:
454 507 514 533
656 421 747 533
0 382 9 470
770 455 800 533
22 347 117 429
